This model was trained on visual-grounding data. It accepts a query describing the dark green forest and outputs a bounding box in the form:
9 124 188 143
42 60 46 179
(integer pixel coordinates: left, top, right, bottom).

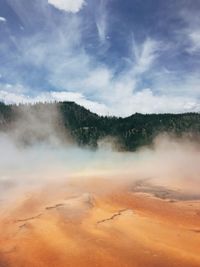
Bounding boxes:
0 101 199 151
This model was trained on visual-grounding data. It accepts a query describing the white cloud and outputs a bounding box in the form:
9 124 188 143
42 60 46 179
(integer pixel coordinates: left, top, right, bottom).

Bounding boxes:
3 30 197 117
0 83 26 94
0 89 108 115
96 14 107 43
152 71 200 99
51 91 108 114
132 38 161 74
82 68 112 93
187 30 200 53
95 0 107 43
48 0 85 13
108 89 200 116
0 87 199 117
178 8 200 54
1 2 199 117
0 17 6 22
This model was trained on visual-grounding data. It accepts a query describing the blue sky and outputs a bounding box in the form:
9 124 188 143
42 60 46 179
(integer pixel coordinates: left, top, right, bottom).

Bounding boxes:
0 0 199 116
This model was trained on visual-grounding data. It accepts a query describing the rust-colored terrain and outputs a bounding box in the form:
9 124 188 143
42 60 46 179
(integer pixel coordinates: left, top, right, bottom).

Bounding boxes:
1 177 200 267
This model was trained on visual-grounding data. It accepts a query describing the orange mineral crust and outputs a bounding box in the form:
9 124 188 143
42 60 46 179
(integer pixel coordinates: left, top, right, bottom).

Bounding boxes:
0 178 200 267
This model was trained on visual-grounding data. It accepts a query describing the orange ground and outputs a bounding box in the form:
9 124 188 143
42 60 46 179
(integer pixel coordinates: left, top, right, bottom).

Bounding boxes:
0 178 200 267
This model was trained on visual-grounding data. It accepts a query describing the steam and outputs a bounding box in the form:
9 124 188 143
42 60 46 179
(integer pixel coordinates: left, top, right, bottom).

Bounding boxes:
0 104 199 204
0 105 200 267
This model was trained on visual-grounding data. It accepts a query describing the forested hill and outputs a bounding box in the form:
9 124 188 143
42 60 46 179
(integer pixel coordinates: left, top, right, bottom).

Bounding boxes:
0 101 199 151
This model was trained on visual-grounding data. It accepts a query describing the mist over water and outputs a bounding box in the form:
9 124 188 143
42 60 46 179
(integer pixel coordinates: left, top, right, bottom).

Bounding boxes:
0 105 200 267
0 105 199 202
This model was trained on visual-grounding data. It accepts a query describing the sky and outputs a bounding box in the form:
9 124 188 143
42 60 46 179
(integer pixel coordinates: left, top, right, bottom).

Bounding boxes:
0 0 199 116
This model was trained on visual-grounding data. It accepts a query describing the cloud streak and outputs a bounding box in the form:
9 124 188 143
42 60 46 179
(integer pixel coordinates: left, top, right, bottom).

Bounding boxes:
95 0 108 43
0 0 199 116
48 0 85 13
0 17 6 22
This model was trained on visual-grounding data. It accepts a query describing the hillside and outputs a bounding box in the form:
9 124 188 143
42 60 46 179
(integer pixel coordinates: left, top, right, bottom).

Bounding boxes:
0 101 199 150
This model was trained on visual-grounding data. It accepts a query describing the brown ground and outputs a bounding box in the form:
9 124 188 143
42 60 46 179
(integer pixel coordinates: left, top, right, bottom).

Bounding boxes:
0 178 200 267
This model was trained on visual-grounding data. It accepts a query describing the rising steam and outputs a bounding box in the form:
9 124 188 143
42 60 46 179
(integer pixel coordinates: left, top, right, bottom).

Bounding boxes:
0 105 200 267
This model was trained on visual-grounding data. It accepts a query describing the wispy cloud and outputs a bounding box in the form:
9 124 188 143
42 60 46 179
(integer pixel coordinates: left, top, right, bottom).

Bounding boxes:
132 38 161 74
2 19 198 116
48 0 86 13
187 30 200 53
0 0 199 116
0 17 6 22
95 0 108 43
176 6 200 54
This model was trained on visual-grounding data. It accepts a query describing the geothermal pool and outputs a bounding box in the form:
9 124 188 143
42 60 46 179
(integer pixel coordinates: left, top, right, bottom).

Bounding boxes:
0 136 200 267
